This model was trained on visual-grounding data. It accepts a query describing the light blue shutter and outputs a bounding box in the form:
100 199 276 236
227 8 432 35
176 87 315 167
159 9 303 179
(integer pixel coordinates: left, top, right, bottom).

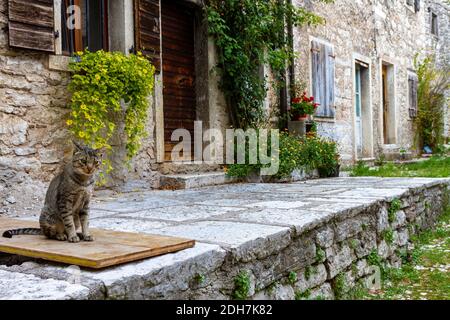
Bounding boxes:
324 43 335 118
311 40 324 115
311 40 335 118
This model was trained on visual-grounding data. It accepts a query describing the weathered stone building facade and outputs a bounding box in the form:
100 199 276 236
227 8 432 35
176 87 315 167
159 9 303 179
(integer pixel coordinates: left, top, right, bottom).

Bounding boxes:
0 0 228 214
294 0 449 163
0 0 449 214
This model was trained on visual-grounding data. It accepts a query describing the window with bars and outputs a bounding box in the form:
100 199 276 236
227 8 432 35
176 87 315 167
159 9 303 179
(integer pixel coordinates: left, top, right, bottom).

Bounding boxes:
61 0 109 55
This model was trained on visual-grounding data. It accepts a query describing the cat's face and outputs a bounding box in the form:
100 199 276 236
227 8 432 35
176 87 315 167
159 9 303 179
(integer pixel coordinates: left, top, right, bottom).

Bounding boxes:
72 141 103 176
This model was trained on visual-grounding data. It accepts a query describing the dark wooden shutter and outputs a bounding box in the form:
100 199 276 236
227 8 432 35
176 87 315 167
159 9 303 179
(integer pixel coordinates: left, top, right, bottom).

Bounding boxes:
408 75 418 118
135 0 161 72
414 0 420 13
8 0 55 52
311 40 335 118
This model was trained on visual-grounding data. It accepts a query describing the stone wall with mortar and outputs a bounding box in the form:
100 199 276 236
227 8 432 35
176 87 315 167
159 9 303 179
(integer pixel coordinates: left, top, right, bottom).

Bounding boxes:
0 0 159 215
0 0 70 215
183 183 447 300
292 0 449 163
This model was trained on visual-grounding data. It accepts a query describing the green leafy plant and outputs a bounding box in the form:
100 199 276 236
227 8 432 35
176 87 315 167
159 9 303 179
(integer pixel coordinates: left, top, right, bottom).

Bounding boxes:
316 247 326 263
367 249 383 268
226 131 303 179
288 271 298 284
414 55 449 152
226 132 341 180
295 289 311 300
333 273 347 300
233 270 251 300
315 138 340 177
304 266 312 281
67 50 155 169
388 198 402 223
374 154 386 166
193 273 206 285
206 0 333 129
382 228 394 245
296 135 340 177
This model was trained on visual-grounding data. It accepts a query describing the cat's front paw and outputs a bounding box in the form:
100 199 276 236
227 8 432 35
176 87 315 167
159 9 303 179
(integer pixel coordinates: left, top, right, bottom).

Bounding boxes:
56 234 68 241
68 235 80 243
82 234 94 242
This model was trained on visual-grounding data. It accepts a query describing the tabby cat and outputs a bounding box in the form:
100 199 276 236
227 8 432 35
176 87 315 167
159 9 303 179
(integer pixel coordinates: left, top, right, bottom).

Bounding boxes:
2 141 103 243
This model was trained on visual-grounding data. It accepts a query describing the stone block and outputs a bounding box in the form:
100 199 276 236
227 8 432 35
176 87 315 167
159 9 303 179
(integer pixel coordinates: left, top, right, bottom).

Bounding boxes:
310 283 334 300
294 263 328 293
315 226 335 248
377 207 389 232
395 228 409 247
0 270 89 300
325 244 354 279
391 210 407 229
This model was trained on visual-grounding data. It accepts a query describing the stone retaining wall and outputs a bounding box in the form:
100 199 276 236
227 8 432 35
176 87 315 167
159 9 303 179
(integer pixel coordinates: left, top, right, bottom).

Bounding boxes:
166 183 448 300
0 178 448 299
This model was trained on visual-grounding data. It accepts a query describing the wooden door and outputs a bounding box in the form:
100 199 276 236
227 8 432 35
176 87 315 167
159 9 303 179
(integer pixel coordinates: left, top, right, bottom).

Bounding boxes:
161 1 196 161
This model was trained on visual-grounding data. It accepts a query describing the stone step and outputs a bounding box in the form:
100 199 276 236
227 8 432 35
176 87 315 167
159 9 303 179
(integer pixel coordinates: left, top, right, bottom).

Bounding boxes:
159 172 234 190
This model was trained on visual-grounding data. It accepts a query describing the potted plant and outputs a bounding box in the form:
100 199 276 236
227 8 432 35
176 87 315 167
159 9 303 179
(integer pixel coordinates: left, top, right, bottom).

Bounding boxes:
290 92 319 120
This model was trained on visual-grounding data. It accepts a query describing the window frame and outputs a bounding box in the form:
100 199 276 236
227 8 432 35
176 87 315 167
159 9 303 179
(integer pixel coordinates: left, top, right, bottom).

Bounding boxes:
310 38 336 120
60 0 109 56
430 11 439 37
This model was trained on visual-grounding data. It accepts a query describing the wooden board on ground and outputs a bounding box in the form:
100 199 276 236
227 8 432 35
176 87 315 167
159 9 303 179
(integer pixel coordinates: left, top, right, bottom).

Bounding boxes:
0 218 195 269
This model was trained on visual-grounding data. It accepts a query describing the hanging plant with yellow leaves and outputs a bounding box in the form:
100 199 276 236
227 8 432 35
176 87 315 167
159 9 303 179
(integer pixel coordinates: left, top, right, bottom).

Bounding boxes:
67 50 155 169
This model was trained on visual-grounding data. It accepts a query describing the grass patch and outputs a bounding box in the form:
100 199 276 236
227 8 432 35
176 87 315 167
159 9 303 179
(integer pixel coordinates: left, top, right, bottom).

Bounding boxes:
367 205 450 300
295 289 311 300
233 270 251 300
350 156 450 178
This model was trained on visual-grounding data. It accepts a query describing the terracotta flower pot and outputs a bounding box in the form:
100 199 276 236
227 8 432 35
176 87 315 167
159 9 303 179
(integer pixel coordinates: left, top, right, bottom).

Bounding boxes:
293 114 308 121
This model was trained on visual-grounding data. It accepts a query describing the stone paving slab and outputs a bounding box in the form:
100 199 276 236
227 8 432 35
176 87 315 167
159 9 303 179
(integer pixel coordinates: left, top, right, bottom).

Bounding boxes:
114 205 245 222
0 177 449 299
0 269 90 300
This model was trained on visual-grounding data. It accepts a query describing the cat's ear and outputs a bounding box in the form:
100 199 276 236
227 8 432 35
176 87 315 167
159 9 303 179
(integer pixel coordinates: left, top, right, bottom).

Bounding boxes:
73 140 83 153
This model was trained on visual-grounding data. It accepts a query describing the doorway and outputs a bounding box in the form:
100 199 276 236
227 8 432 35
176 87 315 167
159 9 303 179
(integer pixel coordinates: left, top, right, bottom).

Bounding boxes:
354 61 372 158
382 63 396 145
161 1 196 161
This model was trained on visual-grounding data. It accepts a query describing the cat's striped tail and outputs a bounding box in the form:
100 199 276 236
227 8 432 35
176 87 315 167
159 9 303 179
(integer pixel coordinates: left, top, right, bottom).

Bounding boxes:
2 228 42 238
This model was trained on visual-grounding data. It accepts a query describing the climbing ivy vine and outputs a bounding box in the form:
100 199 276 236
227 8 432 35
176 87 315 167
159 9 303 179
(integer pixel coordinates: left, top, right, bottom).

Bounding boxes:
206 0 333 129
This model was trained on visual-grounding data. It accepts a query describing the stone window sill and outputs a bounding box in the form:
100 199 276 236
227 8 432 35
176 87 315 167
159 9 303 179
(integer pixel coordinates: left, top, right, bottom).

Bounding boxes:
405 5 416 14
314 117 336 123
48 55 72 72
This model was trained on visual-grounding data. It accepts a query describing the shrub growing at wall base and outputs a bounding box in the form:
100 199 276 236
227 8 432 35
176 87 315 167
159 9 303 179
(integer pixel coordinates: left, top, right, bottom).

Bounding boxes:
414 55 449 151
67 50 155 168
226 133 340 180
